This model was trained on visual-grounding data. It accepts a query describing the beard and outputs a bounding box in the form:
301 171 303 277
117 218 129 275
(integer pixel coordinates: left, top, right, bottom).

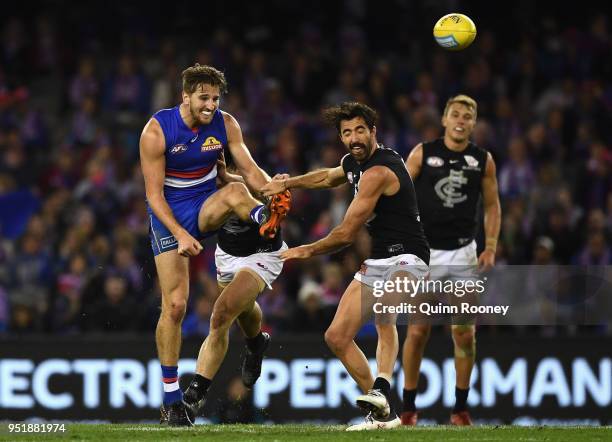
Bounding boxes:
348 140 373 162
190 104 213 124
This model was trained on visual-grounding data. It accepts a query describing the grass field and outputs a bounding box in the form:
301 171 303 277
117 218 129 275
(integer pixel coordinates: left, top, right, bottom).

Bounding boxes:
2 424 611 441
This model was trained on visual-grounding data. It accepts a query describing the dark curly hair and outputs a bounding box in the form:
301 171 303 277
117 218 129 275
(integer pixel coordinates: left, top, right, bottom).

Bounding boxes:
322 102 378 132
181 64 228 94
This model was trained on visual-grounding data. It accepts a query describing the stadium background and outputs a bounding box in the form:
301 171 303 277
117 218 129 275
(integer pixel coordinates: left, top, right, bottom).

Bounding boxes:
0 0 610 425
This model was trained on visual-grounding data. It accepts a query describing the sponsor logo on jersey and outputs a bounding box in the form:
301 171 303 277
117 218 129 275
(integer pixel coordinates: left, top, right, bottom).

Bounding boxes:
434 170 468 208
169 144 188 154
160 235 178 249
387 243 405 254
427 156 444 167
201 136 223 152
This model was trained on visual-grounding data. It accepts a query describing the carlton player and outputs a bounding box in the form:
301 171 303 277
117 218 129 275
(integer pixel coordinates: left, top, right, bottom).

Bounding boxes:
263 102 430 430
181 161 289 418
400 95 501 426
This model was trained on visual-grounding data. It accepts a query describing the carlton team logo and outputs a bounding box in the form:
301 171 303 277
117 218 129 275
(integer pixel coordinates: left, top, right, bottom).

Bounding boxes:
435 169 468 208
201 136 223 152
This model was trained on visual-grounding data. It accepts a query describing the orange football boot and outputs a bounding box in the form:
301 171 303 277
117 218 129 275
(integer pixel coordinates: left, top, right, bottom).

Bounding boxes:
259 190 291 239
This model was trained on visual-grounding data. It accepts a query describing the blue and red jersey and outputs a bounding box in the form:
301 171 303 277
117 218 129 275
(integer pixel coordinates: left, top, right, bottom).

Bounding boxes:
152 106 227 201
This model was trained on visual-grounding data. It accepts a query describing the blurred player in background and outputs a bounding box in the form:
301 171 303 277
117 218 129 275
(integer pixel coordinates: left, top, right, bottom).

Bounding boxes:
400 95 501 426
263 102 430 430
140 64 290 426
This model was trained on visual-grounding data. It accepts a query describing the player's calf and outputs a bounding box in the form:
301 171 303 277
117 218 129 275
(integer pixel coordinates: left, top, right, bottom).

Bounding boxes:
452 325 476 357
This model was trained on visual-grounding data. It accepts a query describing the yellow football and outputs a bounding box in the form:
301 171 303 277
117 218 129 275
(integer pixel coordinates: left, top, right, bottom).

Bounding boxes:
433 13 477 51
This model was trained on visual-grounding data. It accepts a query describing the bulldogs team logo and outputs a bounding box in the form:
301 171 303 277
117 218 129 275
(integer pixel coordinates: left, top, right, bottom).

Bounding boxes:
201 136 223 152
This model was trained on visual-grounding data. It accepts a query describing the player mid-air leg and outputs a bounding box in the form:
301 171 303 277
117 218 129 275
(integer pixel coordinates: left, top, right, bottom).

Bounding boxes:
197 182 291 240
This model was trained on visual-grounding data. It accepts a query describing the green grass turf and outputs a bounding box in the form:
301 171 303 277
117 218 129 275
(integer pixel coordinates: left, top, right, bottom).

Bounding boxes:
1 424 611 441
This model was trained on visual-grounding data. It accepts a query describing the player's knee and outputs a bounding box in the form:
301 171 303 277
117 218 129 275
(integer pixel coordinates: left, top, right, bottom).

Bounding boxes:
164 297 187 324
452 326 475 350
408 326 431 347
325 327 350 353
210 302 234 331
225 182 249 204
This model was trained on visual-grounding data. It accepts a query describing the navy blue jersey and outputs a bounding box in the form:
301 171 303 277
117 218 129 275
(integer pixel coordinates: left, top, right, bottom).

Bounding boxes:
341 146 430 263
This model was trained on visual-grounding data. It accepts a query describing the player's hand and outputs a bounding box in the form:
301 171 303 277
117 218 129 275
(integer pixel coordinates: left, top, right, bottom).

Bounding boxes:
273 173 290 181
281 245 313 261
478 249 495 272
261 179 287 197
176 231 203 257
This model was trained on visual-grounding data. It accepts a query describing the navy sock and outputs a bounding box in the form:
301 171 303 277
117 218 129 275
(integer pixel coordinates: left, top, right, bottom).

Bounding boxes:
403 388 417 412
246 332 266 352
373 377 391 399
249 205 265 224
161 365 182 405
373 377 393 415
453 387 469 412
186 374 212 401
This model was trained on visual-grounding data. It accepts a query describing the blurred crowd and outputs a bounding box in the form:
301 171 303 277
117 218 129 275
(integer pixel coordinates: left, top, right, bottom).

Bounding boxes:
0 2 610 334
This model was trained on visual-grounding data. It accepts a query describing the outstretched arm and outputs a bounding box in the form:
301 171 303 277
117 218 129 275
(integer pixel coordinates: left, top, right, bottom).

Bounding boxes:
281 166 390 260
261 165 347 196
